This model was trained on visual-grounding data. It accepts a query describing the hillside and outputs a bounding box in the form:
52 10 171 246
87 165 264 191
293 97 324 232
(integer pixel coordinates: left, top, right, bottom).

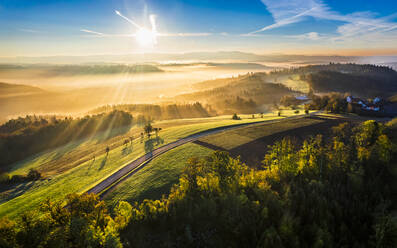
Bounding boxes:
271 63 397 97
176 73 295 114
0 64 163 77
0 82 45 98
89 102 213 120
306 70 397 97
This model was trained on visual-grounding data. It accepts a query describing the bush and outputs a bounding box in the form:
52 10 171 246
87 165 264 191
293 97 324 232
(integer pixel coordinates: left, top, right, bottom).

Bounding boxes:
27 169 41 181
232 113 241 120
9 175 25 184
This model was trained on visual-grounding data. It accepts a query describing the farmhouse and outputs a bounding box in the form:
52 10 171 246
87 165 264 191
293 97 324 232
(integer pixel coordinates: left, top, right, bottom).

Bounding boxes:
346 95 382 114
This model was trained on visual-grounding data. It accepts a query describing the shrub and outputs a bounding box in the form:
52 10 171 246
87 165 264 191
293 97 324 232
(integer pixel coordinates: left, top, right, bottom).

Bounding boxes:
232 113 241 120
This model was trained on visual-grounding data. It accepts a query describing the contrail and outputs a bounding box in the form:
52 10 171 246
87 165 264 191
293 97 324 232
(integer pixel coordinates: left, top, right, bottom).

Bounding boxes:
115 10 141 29
149 14 157 32
80 29 134 37
80 29 105 36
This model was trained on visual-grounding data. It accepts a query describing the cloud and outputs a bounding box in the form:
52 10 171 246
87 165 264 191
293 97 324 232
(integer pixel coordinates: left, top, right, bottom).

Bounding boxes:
158 33 212 37
251 0 397 43
80 29 212 38
287 32 323 40
82 10 213 39
80 29 134 37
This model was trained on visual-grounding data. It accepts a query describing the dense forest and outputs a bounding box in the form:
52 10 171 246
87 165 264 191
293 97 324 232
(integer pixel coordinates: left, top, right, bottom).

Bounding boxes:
270 63 397 78
90 102 213 120
305 71 397 97
1 120 397 247
176 73 295 114
270 63 397 98
0 110 133 167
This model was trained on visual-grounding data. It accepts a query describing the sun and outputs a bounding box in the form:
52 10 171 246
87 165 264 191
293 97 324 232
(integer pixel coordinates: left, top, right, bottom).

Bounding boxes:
135 28 157 47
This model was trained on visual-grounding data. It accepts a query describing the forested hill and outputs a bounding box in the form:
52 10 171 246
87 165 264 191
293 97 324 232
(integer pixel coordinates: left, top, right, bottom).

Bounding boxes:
273 63 397 78
271 63 397 97
306 70 397 97
176 73 295 114
0 82 45 97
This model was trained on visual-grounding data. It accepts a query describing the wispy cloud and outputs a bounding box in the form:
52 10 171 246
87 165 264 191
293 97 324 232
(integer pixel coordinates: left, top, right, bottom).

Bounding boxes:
80 29 134 37
286 32 324 40
251 0 397 43
158 32 212 37
80 29 212 38
81 10 214 39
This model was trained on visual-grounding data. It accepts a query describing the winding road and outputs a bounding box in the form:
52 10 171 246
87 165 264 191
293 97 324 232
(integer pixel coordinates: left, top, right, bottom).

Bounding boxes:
86 113 318 198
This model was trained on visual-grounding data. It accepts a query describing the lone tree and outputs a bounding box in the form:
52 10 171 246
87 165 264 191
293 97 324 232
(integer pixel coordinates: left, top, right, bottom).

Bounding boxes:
144 123 153 138
154 127 162 137
106 146 110 155
140 132 144 143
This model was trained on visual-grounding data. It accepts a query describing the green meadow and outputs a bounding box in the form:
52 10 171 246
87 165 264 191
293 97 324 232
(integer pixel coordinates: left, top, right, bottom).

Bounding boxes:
0 112 294 218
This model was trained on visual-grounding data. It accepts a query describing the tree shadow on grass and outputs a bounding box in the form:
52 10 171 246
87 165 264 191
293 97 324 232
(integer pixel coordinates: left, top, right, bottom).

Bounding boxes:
144 136 165 155
122 146 132 156
144 139 155 155
155 136 164 146
0 181 38 204
98 155 108 171
85 159 96 175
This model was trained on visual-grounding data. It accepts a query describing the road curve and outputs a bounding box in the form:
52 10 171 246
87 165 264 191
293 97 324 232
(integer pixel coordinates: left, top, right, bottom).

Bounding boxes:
86 113 318 197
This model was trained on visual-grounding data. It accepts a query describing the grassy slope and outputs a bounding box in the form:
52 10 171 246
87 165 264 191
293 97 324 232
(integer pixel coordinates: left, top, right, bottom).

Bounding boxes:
0 112 291 218
200 117 323 150
105 143 212 209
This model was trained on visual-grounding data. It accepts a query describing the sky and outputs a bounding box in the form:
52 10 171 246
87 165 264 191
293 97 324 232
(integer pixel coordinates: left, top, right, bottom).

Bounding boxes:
0 0 397 56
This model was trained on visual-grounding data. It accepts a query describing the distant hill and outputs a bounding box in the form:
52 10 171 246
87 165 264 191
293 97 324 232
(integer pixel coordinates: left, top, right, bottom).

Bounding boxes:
0 51 359 64
176 73 295 114
382 62 397 70
0 64 163 77
160 62 273 70
0 82 45 98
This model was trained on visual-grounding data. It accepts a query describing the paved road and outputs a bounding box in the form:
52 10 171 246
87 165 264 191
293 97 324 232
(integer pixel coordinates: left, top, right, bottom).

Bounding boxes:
86 113 319 197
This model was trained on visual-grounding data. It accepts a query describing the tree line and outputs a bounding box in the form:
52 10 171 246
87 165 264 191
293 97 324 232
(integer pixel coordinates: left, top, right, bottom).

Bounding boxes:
1 120 397 247
90 102 213 120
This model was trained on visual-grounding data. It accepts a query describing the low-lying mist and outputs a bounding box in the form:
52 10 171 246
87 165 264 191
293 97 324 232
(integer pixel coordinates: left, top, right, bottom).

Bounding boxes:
0 62 276 123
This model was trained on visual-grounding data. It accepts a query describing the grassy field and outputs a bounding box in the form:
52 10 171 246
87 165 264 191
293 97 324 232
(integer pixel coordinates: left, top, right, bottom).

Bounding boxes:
0 111 297 218
104 143 212 209
266 74 310 93
199 117 324 150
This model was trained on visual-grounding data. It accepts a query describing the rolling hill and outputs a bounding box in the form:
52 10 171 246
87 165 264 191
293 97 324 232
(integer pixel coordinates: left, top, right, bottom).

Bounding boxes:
0 82 45 98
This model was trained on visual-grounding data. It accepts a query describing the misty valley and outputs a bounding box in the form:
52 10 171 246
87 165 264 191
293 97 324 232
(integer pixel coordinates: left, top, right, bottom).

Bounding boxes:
2 0 397 247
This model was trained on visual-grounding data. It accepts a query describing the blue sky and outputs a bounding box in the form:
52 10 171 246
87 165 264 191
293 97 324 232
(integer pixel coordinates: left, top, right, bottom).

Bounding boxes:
0 0 396 56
